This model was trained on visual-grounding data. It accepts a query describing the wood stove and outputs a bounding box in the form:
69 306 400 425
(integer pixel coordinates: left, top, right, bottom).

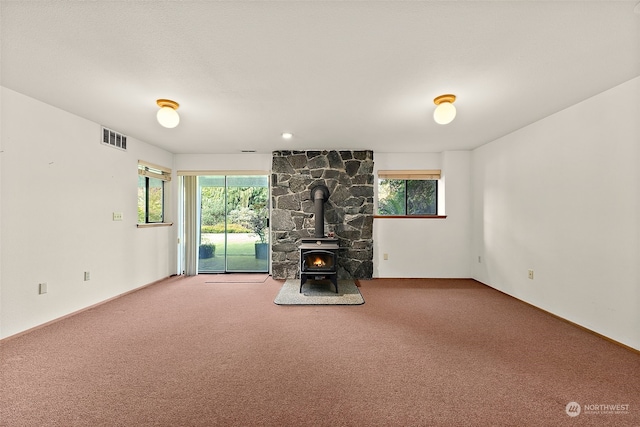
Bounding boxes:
300 237 339 293
299 184 339 293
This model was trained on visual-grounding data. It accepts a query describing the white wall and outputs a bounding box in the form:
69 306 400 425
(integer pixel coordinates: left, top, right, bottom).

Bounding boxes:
0 87 176 339
373 151 472 278
174 153 272 173
471 76 640 350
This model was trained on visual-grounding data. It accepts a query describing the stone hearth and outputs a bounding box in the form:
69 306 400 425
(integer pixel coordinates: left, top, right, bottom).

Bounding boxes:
271 150 374 280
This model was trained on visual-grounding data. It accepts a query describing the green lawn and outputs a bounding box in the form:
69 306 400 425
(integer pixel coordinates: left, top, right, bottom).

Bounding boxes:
198 234 268 272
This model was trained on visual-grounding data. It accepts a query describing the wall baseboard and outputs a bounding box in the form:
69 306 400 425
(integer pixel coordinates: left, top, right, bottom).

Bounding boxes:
0 276 177 343
474 279 639 354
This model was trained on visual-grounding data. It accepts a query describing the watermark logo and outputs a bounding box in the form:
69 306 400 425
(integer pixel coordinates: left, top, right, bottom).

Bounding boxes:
566 402 581 417
566 401 630 417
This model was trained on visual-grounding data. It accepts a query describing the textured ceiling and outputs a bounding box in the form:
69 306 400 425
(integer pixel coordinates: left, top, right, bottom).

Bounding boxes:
1 1 639 154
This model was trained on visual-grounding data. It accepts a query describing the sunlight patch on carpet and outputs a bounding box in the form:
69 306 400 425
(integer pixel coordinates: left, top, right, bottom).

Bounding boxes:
274 279 364 305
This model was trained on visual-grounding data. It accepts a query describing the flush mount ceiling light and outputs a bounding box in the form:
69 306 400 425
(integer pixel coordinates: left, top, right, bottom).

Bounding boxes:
156 99 180 128
281 132 293 140
433 94 457 125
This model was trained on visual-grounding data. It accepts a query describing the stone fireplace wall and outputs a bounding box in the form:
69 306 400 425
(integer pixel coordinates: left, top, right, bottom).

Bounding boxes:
271 150 374 280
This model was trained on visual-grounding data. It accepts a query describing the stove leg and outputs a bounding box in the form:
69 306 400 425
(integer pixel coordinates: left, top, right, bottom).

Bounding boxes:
332 276 338 293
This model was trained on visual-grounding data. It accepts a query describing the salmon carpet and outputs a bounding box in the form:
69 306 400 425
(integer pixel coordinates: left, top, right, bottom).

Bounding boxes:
1 275 639 426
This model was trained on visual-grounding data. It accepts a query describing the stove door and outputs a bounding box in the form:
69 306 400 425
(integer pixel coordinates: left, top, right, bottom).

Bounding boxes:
301 249 336 272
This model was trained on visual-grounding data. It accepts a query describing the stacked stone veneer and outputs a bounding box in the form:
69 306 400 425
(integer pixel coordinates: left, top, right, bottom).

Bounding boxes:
271 150 374 280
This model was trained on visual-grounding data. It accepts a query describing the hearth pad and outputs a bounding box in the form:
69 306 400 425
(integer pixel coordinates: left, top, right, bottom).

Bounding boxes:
274 279 364 305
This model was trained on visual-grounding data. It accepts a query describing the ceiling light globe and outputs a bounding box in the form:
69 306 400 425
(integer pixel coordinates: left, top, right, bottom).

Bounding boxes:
157 107 180 128
433 102 456 125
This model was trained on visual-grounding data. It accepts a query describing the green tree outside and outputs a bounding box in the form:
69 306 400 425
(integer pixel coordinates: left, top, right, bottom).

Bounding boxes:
378 179 436 215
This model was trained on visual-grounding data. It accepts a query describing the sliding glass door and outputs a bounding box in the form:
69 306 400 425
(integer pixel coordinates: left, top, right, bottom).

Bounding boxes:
197 175 269 273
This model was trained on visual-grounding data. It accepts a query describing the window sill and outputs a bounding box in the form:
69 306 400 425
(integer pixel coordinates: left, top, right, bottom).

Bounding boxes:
373 215 447 219
137 222 174 228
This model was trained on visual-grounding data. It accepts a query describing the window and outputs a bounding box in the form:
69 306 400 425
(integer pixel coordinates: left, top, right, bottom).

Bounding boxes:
377 170 440 216
138 161 171 224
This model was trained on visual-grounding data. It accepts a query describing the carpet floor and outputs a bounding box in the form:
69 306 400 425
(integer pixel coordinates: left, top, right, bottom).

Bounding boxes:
1 276 638 426
204 273 270 283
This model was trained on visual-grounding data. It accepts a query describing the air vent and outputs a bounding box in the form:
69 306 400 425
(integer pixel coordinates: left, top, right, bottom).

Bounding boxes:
101 126 127 151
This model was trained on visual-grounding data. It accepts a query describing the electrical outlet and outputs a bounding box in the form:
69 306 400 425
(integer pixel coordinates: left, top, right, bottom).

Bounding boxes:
478 256 482 263
528 269 534 280
39 283 48 294
383 253 389 260
84 271 91 281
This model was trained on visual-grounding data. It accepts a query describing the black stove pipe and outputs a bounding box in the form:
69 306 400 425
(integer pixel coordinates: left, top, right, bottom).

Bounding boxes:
310 184 330 238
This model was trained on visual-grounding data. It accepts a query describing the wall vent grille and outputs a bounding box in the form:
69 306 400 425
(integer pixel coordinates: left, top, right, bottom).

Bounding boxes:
101 126 127 151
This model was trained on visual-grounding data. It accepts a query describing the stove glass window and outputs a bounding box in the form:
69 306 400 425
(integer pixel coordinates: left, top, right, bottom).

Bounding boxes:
302 251 335 271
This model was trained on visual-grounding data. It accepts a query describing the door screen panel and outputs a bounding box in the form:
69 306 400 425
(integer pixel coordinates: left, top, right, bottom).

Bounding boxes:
198 175 269 273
